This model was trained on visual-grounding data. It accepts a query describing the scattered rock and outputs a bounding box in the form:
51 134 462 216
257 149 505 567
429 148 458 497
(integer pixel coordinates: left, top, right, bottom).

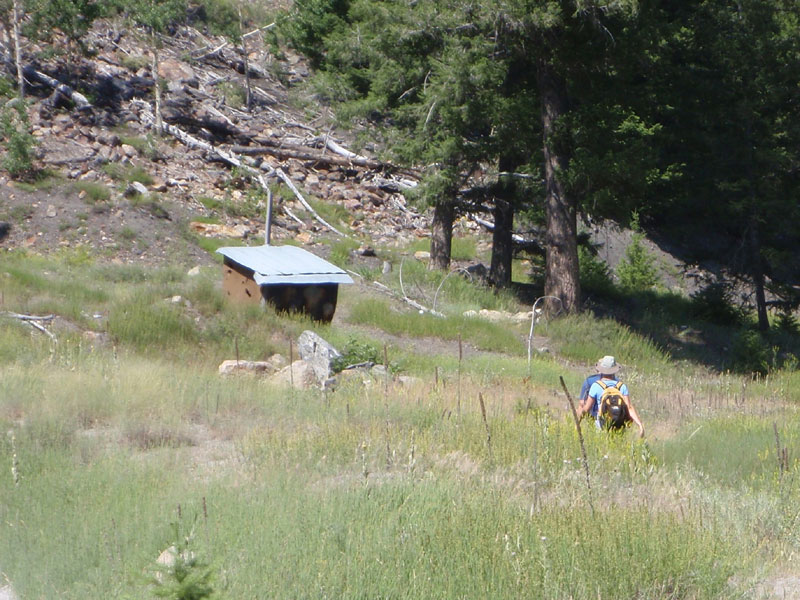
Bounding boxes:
463 308 532 324
218 355 286 376
124 181 149 197
189 222 249 238
370 364 389 379
158 58 198 86
270 360 318 389
397 375 422 387
297 330 341 384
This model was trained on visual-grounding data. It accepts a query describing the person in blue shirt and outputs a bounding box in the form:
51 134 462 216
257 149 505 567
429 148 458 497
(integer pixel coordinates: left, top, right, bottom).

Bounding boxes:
578 371 602 416
578 355 645 438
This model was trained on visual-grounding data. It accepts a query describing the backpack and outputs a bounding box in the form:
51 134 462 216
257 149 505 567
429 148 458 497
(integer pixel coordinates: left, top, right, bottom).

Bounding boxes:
596 380 629 430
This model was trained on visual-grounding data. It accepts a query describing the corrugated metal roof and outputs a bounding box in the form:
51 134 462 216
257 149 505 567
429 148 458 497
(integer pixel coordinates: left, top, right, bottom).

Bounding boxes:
217 245 354 285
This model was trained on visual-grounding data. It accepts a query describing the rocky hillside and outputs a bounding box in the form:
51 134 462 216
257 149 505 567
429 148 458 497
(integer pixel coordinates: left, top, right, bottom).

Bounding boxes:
0 18 445 268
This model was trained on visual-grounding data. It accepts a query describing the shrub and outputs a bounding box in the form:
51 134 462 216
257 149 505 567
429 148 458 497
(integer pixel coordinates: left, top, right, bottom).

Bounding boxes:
578 245 613 296
1 100 36 179
331 336 382 372
616 236 659 293
774 309 799 335
690 282 743 326
72 181 112 204
729 328 769 375
329 238 359 266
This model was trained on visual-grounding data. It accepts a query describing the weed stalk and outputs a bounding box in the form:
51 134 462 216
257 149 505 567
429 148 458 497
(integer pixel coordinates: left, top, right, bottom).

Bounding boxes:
478 392 492 460
457 334 462 418
384 343 391 468
559 376 594 515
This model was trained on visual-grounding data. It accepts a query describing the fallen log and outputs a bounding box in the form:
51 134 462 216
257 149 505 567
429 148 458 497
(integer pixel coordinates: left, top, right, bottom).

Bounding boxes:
134 99 343 236
1 311 57 341
237 139 387 170
0 41 92 109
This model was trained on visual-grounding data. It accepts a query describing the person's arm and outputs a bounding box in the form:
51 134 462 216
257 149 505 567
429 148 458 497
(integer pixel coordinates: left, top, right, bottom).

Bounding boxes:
577 380 597 420
577 393 594 419
623 395 645 438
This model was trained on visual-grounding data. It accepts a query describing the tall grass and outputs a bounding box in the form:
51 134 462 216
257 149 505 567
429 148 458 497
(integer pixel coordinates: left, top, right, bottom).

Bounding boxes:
0 367 760 599
546 312 671 373
347 297 524 354
2 252 800 598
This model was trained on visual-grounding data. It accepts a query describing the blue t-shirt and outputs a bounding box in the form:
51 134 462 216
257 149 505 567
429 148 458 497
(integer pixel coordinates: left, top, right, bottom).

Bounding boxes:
587 378 628 418
579 374 602 415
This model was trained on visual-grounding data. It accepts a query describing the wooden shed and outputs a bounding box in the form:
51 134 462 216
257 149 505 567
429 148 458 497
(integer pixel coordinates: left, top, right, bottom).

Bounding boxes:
216 245 353 322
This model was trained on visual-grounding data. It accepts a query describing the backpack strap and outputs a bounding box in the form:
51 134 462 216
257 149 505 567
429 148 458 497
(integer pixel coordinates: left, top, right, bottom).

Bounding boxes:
597 380 621 392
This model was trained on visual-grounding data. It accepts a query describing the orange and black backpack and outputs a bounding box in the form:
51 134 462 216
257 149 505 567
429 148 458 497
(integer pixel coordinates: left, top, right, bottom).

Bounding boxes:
596 380 630 430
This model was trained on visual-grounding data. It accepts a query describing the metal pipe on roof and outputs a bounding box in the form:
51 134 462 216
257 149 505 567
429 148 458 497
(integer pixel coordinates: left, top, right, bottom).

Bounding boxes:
265 185 273 245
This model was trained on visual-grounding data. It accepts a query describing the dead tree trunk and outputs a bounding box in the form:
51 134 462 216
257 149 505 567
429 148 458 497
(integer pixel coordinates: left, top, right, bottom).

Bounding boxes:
12 0 22 98
238 4 252 112
151 35 162 135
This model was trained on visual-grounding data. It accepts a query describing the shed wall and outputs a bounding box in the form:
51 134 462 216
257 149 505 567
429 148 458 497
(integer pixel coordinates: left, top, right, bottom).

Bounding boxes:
222 259 340 321
223 259 262 304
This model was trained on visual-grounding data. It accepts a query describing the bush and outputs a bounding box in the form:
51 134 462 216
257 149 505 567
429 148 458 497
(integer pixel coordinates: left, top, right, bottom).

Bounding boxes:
729 328 769 375
331 336 382 372
578 245 613 296
617 236 659 293
774 309 799 335
1 100 36 179
690 283 743 326
616 212 659 293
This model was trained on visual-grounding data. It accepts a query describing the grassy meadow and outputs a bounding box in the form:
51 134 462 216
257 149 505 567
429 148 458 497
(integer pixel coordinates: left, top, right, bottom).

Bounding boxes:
1 250 800 599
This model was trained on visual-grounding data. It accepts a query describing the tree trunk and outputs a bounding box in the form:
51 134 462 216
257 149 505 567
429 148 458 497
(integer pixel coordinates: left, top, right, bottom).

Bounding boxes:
152 37 162 136
749 224 769 332
12 0 22 98
489 198 513 287
538 62 580 313
430 198 454 271
238 4 252 112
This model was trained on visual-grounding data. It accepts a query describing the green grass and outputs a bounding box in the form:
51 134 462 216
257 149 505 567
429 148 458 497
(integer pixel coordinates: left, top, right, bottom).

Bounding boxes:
0 349 774 599
2 252 800 598
545 312 671 374
72 181 112 204
658 415 800 489
328 237 360 267
102 163 154 186
407 235 479 262
375 255 521 315
346 297 524 354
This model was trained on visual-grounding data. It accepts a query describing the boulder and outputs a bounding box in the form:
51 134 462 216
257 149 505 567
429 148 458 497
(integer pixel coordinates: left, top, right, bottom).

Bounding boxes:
297 330 341 383
158 58 197 86
124 181 149 197
218 354 287 376
270 360 318 389
189 221 249 238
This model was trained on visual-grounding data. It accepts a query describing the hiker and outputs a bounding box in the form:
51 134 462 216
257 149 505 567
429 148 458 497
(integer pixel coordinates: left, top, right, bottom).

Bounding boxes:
578 355 645 438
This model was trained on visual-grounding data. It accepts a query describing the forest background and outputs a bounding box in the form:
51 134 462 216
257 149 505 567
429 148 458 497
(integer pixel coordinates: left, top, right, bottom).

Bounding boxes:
1 1 800 599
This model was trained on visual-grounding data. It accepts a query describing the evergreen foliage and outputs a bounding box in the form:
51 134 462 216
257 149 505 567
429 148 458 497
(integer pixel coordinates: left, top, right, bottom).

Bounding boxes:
0 99 35 179
616 213 659 293
25 0 102 49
